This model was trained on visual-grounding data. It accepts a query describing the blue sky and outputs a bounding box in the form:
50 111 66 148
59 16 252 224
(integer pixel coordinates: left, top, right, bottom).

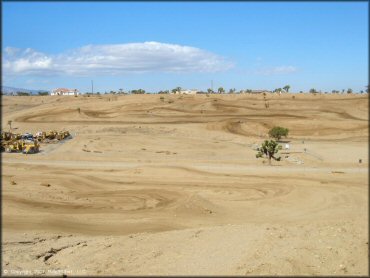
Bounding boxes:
2 1 368 93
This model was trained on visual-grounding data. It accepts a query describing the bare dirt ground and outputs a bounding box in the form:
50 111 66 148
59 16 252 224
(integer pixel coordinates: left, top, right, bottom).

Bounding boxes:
1 93 368 276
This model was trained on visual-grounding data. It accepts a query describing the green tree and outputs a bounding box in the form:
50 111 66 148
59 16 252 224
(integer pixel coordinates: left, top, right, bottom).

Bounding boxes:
38 91 49 96
132 89 145 94
309 88 317 94
256 140 282 165
217 87 225 94
171 87 181 94
207 88 213 94
274 88 283 94
16 92 30 96
268 126 289 141
347 88 353 94
283 85 290 93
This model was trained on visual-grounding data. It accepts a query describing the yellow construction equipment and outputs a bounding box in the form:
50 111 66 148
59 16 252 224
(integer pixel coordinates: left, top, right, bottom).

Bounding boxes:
1 131 12 141
22 140 40 154
1 129 70 153
4 140 24 153
56 130 71 140
35 131 46 142
11 133 22 140
56 132 64 140
46 130 58 140
32 130 71 143
3 139 39 154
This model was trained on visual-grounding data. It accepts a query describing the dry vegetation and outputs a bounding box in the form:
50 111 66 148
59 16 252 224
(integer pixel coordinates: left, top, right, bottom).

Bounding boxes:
1 93 368 275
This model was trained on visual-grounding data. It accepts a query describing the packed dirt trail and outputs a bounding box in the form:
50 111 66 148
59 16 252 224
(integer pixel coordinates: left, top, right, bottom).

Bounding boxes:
1 93 368 276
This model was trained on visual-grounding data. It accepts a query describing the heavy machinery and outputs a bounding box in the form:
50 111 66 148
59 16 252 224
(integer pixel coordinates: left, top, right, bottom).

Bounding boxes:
5 140 24 153
22 140 40 154
11 133 22 140
35 131 46 142
21 133 34 140
56 130 71 140
63 130 71 138
1 129 70 153
1 131 12 141
3 139 39 154
34 130 71 143
46 130 58 140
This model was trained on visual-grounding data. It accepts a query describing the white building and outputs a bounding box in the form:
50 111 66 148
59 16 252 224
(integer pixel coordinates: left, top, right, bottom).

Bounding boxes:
51 88 80 96
174 89 198 95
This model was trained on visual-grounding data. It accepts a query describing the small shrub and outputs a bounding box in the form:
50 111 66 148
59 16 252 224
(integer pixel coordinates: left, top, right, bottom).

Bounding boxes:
268 126 289 141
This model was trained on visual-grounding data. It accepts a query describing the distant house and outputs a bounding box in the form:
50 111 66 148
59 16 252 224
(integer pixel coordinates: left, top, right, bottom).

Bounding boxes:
51 88 80 96
174 89 198 95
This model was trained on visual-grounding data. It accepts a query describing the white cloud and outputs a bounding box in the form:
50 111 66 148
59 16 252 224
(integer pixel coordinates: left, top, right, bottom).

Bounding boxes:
3 42 234 76
255 65 298 75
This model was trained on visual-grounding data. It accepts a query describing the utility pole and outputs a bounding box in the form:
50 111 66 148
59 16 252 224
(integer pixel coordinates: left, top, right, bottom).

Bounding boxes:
91 80 94 94
211 80 213 92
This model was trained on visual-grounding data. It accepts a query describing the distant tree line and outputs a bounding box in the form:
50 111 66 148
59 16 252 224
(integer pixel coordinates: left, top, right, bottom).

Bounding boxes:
4 84 368 96
16 92 31 96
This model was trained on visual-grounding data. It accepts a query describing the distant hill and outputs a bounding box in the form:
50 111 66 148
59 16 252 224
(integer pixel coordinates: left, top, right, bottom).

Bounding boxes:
1 86 49 95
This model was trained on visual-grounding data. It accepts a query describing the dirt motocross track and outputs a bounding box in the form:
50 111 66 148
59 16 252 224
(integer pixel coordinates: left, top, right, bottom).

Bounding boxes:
1 93 368 276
